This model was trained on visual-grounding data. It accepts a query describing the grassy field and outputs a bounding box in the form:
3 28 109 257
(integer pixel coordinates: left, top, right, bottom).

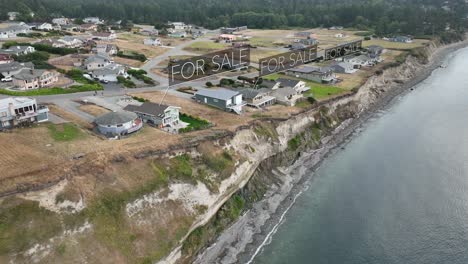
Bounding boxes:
363 39 429 50
248 37 286 48
183 41 229 53
47 123 85 142
264 73 346 100
179 113 211 132
0 84 103 96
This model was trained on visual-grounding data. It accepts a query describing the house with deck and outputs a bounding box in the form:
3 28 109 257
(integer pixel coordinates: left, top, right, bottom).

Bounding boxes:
0 97 49 129
124 102 180 128
276 78 310 93
344 54 378 67
12 69 58 90
239 88 276 108
194 88 245 114
271 87 302 106
90 64 128 82
286 66 337 84
84 54 113 71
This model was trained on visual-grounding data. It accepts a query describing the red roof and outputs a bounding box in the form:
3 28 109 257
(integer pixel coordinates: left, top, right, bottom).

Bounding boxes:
0 54 13 61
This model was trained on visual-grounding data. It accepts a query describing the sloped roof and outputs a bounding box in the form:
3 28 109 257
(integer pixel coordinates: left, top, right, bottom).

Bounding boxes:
124 102 170 118
196 88 240 101
0 62 34 73
94 111 138 126
239 88 271 99
277 78 300 88
13 69 47 81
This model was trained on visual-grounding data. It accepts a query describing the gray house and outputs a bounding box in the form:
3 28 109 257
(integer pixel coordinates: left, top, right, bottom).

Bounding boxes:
239 88 276 108
0 62 34 78
330 62 357 74
124 102 180 128
286 66 336 84
194 88 244 114
94 111 143 137
0 97 49 129
367 45 384 58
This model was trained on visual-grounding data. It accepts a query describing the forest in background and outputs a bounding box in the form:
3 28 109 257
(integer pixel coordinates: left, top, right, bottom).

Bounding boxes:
0 0 467 36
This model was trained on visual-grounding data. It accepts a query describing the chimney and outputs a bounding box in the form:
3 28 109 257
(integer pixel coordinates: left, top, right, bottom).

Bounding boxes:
8 103 15 116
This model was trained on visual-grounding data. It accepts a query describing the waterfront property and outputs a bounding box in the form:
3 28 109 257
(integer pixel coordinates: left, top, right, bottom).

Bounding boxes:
276 78 310 93
239 88 276 108
124 102 180 128
286 66 337 84
330 62 358 74
94 111 143 137
270 87 302 106
194 88 245 114
0 97 49 129
12 69 58 90
344 54 378 67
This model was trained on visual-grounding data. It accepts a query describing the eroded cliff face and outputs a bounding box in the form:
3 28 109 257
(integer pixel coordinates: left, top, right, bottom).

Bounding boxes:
0 40 460 264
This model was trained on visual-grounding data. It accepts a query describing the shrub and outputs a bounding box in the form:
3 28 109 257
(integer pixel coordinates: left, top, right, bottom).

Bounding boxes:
117 76 136 88
205 81 213 87
116 51 147 62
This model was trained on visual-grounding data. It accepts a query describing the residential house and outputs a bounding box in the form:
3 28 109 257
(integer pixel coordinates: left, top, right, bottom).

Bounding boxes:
140 28 159 36
330 62 358 74
0 97 49 129
52 17 70 25
62 24 78 32
90 64 128 82
124 102 180 127
167 22 191 31
367 45 384 58
276 77 310 93
79 23 98 32
297 38 318 46
84 54 112 71
36 39 65 48
239 88 276 108
7 12 19 21
95 44 119 55
0 24 31 39
294 31 314 39
220 26 247 34
12 69 58 90
83 17 103 24
0 46 35 56
37 23 54 31
286 66 337 84
0 62 34 78
0 54 14 65
219 34 236 43
390 36 413 43
344 54 377 67
94 111 143 137
58 36 85 48
194 88 245 114
143 38 162 46
271 87 302 106
335 33 345 38
290 43 308 51
91 32 117 41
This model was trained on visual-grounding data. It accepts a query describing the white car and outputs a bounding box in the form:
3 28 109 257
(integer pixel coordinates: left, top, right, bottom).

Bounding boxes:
1 76 12 82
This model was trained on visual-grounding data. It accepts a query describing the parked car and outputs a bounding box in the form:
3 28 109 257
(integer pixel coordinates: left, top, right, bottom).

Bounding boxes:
100 79 109 84
1 76 12 82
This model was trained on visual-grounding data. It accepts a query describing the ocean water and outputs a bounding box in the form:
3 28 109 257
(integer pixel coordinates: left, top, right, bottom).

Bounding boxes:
252 47 468 264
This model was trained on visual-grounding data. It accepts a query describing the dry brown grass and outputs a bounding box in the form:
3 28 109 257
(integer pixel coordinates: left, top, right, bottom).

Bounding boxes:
78 104 110 117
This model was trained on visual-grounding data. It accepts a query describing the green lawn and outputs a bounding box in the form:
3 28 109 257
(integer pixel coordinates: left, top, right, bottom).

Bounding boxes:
47 123 85 142
0 84 103 96
179 113 211 132
363 39 429 50
184 41 229 53
263 73 346 100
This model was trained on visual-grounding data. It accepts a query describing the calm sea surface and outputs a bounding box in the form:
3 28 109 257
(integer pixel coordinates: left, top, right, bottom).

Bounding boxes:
252 47 468 264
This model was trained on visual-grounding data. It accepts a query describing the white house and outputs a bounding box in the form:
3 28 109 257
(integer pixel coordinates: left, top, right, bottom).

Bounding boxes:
7 12 19 21
144 38 161 46
345 55 378 67
0 46 36 56
83 17 103 24
38 23 54 31
95 44 119 55
58 36 85 48
0 24 31 39
168 22 191 31
52 17 70 25
91 64 128 82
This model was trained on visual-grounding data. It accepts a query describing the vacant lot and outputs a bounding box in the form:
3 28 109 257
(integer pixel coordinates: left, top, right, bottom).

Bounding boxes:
183 41 230 53
78 104 110 117
363 39 429 50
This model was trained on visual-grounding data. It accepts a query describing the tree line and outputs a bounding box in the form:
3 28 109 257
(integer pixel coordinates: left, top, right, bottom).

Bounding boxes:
0 0 466 36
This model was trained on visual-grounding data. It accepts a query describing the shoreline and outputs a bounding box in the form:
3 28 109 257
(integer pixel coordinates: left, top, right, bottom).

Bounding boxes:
193 39 468 264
